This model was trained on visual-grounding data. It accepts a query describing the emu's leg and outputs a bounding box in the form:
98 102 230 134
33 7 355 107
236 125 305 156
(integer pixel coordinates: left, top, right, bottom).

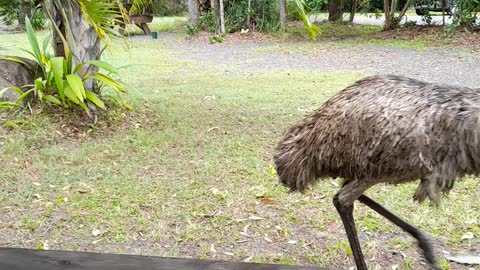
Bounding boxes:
333 182 370 270
358 195 440 270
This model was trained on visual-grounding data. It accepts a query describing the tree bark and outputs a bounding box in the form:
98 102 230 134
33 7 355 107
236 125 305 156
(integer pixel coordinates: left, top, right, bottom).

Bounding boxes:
51 0 101 92
349 0 356 22
383 0 411 30
51 2 65 58
246 0 252 28
188 0 200 25
328 0 344 22
17 0 33 30
219 0 225 33
279 0 286 30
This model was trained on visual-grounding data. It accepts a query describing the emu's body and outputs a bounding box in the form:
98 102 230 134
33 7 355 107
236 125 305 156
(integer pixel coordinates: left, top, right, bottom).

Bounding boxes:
274 75 480 270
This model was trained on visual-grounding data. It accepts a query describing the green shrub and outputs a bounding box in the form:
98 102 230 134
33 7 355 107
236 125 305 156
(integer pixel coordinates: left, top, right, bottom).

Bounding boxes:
30 9 47 30
196 0 281 33
0 17 130 114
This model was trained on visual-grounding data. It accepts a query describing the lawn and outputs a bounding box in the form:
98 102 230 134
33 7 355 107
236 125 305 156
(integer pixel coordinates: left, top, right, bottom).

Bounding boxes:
0 17 479 270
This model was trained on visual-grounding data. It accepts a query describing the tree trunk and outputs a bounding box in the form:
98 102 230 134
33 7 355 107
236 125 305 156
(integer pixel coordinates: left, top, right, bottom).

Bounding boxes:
279 0 287 30
219 0 225 33
52 0 100 92
188 0 200 25
383 0 411 30
349 0 357 22
17 0 32 30
246 0 251 29
328 0 344 22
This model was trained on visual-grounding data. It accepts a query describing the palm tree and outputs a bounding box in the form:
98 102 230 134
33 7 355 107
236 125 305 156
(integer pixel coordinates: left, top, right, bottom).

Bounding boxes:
44 0 151 91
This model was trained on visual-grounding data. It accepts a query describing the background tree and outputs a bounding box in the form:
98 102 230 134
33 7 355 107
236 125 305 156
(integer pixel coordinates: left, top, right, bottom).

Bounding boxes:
45 0 120 91
188 0 200 24
328 0 344 21
383 0 410 30
0 0 43 30
279 0 287 29
44 0 151 92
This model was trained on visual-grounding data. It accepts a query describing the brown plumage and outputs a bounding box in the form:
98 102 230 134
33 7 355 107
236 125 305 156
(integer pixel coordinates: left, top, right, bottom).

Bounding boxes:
274 74 480 270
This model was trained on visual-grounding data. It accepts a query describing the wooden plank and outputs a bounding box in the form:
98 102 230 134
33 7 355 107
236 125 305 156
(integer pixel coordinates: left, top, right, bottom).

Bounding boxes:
0 248 324 270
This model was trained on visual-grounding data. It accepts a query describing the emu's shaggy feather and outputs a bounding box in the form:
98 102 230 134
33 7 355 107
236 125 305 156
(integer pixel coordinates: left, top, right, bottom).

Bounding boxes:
274 75 480 203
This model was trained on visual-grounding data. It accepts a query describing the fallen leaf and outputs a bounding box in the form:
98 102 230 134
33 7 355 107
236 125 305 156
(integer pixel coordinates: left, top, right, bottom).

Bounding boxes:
259 198 274 204
243 255 253 262
391 264 398 270
43 240 49 250
235 218 249 222
92 229 102 237
313 194 326 200
55 197 65 205
269 166 276 176
461 232 474 241
264 234 272 243
330 180 340 188
62 185 71 191
243 224 250 234
445 253 480 265
33 194 41 199
239 232 251 237
236 240 249 243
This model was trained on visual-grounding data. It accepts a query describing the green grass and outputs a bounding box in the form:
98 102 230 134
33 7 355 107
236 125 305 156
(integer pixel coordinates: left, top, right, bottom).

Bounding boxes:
0 17 479 270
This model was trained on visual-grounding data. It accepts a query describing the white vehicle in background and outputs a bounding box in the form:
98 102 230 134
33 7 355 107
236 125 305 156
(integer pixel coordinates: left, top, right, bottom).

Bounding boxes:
414 0 455 15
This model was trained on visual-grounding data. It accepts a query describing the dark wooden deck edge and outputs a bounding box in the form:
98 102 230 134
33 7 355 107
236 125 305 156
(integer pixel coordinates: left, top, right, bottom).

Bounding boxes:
0 247 325 270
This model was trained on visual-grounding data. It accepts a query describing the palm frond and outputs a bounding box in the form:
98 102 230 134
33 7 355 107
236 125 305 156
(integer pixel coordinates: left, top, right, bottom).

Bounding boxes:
77 0 122 40
291 0 321 40
127 0 152 15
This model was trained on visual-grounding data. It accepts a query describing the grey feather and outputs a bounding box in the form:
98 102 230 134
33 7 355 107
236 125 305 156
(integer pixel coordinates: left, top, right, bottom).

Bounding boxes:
274 74 480 204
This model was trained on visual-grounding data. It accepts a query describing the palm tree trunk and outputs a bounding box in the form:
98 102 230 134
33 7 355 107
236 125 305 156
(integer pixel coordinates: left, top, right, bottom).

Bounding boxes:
51 0 100 92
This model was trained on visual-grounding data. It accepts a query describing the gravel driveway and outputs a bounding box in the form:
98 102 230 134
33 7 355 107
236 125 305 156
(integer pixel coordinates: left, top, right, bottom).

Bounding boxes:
162 33 480 89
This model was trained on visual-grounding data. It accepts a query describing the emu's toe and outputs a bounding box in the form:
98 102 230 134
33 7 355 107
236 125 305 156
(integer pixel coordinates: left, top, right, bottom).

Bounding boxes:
418 234 440 270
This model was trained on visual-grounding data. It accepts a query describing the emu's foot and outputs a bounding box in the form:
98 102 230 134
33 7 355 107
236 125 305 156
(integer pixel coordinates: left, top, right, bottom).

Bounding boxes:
418 234 440 270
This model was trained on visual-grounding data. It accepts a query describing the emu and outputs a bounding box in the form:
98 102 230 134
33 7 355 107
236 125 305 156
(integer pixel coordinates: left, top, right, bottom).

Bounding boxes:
274 75 480 270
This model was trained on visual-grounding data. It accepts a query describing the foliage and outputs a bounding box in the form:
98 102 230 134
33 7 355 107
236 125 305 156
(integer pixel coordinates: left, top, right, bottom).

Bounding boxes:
151 0 186 16
289 0 321 39
0 0 17 25
356 0 409 12
194 0 281 33
303 0 329 11
30 8 47 29
402 20 418 28
209 33 225 43
0 0 44 28
449 0 480 30
193 0 320 40
0 18 130 114
421 10 433 25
